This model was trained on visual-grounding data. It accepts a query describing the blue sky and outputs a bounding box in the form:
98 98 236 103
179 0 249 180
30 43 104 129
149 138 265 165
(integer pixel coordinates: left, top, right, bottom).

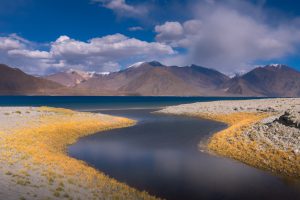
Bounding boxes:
1 0 300 75
1 0 152 42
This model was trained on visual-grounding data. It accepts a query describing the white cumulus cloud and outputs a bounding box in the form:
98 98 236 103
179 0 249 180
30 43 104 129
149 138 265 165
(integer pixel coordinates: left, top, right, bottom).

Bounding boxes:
0 33 175 75
0 36 24 50
155 20 202 48
155 21 184 46
8 49 51 59
92 0 148 18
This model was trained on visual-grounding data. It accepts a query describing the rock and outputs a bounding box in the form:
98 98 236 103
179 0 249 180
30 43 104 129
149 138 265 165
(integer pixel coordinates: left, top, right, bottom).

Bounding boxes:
277 111 300 129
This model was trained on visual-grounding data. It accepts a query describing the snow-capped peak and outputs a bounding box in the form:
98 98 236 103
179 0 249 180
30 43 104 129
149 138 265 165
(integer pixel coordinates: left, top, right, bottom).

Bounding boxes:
98 72 110 75
228 70 247 78
127 61 164 69
128 61 146 68
66 69 101 79
267 64 286 69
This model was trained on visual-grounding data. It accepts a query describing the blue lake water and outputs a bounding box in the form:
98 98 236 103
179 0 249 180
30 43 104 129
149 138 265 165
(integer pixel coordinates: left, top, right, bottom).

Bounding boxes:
1 96 299 200
0 96 263 110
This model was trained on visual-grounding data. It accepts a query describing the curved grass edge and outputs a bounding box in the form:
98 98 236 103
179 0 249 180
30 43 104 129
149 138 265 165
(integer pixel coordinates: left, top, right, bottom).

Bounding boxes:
0 107 159 200
194 112 300 178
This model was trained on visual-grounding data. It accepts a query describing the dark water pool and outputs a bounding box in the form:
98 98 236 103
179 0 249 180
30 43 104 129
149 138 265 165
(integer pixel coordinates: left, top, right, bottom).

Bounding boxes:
68 109 300 200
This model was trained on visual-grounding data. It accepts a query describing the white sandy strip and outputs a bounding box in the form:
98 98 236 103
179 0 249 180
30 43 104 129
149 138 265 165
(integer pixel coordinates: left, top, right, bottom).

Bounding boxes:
158 98 300 115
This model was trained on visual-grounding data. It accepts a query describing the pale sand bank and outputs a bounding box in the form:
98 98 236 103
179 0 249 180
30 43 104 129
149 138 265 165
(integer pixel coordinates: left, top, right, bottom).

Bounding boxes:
0 107 157 200
158 98 300 178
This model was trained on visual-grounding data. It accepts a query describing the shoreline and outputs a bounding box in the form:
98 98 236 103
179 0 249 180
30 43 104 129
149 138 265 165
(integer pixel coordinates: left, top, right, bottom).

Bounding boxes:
158 98 300 178
0 107 157 200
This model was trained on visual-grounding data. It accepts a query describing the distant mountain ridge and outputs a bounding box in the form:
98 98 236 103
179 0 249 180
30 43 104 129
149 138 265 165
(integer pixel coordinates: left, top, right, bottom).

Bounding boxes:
74 61 229 96
44 69 106 87
223 64 300 97
0 64 64 95
1 62 300 96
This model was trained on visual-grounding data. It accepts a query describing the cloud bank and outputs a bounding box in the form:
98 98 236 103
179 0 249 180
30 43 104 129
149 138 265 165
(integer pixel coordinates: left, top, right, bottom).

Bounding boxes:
155 1 300 73
0 34 174 74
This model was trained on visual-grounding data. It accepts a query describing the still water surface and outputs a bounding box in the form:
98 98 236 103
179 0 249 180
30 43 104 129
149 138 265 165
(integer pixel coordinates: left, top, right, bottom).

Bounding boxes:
69 108 300 200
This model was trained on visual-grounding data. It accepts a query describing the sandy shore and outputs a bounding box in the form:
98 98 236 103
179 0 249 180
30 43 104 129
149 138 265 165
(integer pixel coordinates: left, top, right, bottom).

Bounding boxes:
0 107 157 200
158 98 300 178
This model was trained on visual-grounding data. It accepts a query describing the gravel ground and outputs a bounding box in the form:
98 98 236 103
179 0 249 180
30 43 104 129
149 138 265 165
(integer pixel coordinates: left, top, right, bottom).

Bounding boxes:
0 107 41 134
245 111 300 154
159 98 300 115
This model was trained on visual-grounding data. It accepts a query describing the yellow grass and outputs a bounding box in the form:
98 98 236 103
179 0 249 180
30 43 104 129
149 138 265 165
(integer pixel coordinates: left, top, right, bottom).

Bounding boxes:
200 112 300 178
0 107 158 200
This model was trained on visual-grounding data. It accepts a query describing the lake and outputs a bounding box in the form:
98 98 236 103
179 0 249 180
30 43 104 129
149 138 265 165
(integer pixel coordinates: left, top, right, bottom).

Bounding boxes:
1 96 299 200
0 96 262 110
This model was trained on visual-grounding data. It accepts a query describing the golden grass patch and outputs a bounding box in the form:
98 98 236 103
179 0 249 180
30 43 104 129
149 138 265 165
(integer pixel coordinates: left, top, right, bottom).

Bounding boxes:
0 107 158 200
200 112 300 178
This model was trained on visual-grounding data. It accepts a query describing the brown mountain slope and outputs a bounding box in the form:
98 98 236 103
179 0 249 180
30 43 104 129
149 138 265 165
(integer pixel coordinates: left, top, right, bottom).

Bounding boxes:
0 64 64 95
75 61 230 96
3 62 300 96
169 64 229 89
223 64 300 97
118 67 199 96
75 62 161 93
223 77 262 96
45 71 84 87
44 69 98 87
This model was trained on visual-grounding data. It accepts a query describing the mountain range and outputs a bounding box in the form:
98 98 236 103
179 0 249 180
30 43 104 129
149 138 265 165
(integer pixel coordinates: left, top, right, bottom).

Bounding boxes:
1 62 300 97
0 64 64 95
